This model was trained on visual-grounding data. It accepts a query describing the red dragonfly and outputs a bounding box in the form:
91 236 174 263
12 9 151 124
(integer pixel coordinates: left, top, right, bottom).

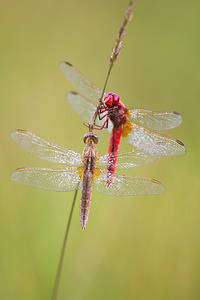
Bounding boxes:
11 129 165 229
60 62 186 185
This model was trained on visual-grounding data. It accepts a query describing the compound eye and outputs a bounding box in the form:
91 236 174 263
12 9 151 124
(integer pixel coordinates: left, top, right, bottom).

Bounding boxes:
83 133 90 144
83 132 99 144
92 133 99 144
112 93 119 105
104 93 113 107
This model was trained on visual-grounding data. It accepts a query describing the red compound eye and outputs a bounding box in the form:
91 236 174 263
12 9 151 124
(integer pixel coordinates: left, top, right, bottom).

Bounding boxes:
112 93 119 105
104 93 119 107
104 93 113 107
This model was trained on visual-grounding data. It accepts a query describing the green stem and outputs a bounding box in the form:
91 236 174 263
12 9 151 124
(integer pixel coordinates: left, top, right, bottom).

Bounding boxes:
92 33 122 126
52 2 135 298
92 0 135 126
51 184 79 300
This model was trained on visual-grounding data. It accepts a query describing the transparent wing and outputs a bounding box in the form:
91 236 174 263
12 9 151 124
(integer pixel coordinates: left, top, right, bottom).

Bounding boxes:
125 124 186 156
11 129 82 166
66 92 113 134
97 144 163 169
60 61 104 102
93 170 165 196
128 109 182 130
11 167 82 191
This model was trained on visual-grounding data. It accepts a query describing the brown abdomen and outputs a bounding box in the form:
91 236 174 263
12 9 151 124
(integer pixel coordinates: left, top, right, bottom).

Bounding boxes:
80 170 93 230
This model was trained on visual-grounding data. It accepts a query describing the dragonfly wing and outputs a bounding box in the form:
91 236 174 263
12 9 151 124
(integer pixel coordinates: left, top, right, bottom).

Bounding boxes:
11 167 82 191
125 124 186 156
92 170 165 196
98 145 162 169
66 92 113 134
60 61 104 102
11 130 82 165
128 109 182 130
66 92 96 122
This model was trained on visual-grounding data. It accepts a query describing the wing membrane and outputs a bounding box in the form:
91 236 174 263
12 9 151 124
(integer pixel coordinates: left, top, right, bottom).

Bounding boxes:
128 109 182 130
125 124 186 156
11 167 81 191
11 129 82 165
66 92 113 133
97 144 163 169
65 91 184 158
93 170 165 196
60 61 104 102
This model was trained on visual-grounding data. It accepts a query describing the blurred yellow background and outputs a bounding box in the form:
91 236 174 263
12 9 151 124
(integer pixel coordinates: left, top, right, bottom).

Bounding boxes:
1 0 200 299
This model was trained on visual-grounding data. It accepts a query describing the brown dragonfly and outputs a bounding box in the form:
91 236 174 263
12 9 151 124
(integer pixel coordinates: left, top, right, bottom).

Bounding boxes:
11 129 164 230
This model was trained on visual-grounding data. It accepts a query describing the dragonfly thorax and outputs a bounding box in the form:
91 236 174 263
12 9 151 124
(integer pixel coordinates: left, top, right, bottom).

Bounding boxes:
82 139 98 172
108 104 127 127
84 156 96 171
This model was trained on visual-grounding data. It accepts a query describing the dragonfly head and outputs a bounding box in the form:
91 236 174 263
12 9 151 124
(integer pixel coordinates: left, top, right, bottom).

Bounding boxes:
83 132 99 144
104 92 120 107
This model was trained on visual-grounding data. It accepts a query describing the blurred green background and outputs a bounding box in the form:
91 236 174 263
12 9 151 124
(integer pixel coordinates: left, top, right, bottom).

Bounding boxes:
1 0 200 299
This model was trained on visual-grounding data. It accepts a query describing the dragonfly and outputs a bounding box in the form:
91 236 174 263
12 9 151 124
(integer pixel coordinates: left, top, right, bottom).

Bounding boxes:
11 129 165 230
60 61 186 185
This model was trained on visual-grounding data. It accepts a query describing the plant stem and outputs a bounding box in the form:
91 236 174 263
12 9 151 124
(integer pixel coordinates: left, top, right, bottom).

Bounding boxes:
52 2 135 298
51 184 79 300
92 0 135 126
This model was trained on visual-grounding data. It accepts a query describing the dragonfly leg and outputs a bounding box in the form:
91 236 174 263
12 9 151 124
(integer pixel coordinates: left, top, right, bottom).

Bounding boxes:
98 112 108 121
99 102 109 113
93 117 109 130
100 117 109 129
98 105 109 121
99 106 107 114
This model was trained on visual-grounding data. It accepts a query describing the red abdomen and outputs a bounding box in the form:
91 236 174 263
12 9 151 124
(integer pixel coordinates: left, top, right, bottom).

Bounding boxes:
107 127 122 186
